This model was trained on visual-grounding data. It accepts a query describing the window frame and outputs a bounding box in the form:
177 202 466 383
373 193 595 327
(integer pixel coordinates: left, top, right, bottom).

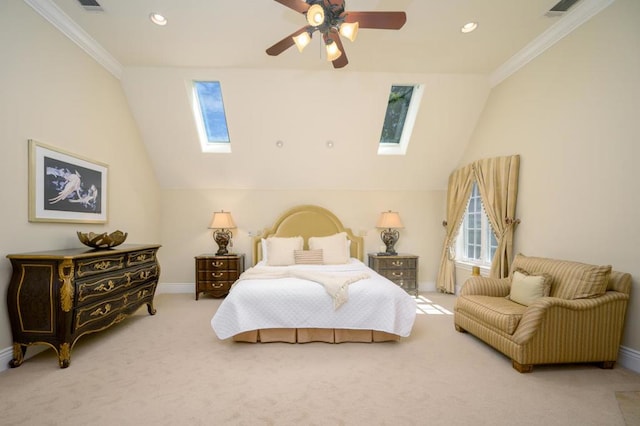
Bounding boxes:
455 182 498 268
190 80 231 154
377 84 424 156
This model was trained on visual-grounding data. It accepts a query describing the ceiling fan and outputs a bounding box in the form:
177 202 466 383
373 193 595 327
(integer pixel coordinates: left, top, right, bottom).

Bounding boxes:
266 0 407 69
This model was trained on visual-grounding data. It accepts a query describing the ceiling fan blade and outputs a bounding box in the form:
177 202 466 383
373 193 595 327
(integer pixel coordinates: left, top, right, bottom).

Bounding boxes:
273 0 310 14
266 27 309 56
344 11 407 29
324 31 348 69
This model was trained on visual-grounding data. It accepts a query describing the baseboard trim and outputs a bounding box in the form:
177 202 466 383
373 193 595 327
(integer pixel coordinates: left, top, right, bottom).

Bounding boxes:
156 282 193 294
0 346 13 373
618 345 640 373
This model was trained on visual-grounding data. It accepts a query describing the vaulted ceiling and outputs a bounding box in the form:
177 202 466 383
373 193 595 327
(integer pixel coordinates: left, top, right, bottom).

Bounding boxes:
28 0 612 190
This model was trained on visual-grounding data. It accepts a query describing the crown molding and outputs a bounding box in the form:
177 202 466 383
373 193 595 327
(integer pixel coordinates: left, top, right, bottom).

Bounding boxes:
489 0 616 88
23 0 123 80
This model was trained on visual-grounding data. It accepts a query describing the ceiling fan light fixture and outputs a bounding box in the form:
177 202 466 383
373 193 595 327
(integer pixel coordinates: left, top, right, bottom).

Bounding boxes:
293 31 312 52
306 4 325 27
307 4 325 27
325 40 342 62
339 21 359 42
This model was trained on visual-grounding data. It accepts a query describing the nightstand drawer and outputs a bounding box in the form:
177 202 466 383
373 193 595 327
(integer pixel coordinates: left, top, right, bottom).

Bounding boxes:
393 279 417 292
194 254 244 300
198 280 233 293
375 257 417 270
379 269 416 281
197 270 239 281
196 258 240 271
368 253 419 296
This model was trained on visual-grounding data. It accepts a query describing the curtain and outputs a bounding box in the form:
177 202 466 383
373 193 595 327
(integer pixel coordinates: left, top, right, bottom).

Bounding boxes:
435 164 474 293
473 155 520 278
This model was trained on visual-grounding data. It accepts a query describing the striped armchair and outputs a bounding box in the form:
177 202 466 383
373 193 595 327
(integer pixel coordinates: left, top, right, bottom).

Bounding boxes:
454 254 631 373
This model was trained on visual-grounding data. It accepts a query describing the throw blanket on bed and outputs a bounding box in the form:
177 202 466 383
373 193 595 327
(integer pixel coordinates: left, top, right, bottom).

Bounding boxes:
234 267 369 309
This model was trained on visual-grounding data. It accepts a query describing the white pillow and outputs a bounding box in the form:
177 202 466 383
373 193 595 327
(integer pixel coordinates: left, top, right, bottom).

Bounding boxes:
308 232 349 264
261 238 268 262
509 270 551 306
265 236 303 266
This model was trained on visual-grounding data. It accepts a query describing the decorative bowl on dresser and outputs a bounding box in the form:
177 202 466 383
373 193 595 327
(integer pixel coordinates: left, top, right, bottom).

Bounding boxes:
195 254 244 300
6 244 161 368
368 253 419 296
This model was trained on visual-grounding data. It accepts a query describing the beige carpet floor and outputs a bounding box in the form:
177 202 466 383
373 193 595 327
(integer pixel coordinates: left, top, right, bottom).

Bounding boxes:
0 292 639 426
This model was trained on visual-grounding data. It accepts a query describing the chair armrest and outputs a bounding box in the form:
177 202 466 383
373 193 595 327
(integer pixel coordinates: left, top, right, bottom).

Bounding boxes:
512 291 630 345
459 276 511 297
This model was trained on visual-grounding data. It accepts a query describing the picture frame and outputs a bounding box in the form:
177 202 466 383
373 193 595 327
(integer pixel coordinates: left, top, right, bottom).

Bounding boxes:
28 140 108 223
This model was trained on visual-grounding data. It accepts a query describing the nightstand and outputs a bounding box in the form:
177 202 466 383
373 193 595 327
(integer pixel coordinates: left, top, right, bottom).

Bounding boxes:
195 254 244 300
368 253 418 296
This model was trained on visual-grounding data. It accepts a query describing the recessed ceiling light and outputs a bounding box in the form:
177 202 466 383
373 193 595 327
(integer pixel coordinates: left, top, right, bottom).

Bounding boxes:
461 22 478 33
149 13 167 26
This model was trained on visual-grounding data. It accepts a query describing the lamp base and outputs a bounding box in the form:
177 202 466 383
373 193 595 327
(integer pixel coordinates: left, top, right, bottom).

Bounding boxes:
213 229 232 256
380 229 399 256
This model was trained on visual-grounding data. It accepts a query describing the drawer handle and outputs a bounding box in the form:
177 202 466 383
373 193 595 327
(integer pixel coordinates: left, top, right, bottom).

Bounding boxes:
211 283 224 289
211 272 224 278
392 272 404 277
95 281 116 292
93 261 112 270
90 303 112 317
211 261 224 267
391 261 404 267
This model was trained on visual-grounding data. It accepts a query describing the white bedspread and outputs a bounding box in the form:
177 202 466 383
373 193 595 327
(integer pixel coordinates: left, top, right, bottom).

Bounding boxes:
211 259 417 339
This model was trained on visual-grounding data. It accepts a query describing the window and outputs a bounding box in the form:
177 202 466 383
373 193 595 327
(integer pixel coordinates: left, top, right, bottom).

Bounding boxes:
378 84 424 156
456 182 498 266
191 81 231 153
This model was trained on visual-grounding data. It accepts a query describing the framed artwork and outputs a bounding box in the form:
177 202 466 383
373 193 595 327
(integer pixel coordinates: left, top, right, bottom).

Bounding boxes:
28 140 108 223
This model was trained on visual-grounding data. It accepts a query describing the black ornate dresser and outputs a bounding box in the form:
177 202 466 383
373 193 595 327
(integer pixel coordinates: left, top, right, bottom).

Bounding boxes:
6 244 161 368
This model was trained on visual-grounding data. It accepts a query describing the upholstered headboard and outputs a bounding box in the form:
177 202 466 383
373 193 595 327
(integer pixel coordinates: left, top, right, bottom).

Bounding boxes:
252 205 364 265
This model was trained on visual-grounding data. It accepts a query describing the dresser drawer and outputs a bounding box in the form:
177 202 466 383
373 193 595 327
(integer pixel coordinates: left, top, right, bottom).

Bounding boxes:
76 264 159 304
74 282 156 332
126 249 157 267
75 254 126 277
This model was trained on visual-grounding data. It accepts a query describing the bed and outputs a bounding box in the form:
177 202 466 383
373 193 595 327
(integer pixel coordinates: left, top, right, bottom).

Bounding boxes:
210 205 417 343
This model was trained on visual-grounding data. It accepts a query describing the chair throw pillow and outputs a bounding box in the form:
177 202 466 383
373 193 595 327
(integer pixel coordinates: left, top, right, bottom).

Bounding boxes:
509 270 552 306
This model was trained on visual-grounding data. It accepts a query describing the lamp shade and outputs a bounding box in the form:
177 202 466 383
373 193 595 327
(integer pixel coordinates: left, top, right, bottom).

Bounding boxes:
306 4 325 27
376 211 404 229
339 21 359 42
293 31 311 52
325 40 342 61
209 211 236 229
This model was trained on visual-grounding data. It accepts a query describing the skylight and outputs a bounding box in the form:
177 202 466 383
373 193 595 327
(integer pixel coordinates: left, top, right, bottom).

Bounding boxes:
192 81 231 153
378 84 423 155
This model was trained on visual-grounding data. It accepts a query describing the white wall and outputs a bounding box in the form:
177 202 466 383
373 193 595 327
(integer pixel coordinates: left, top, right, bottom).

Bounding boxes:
0 2 161 354
159 188 445 293
457 0 640 353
